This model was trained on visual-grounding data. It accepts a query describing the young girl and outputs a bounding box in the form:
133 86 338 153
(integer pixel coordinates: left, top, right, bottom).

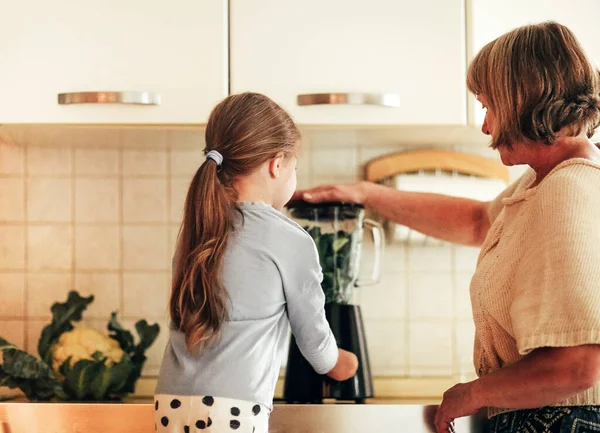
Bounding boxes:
154 93 358 433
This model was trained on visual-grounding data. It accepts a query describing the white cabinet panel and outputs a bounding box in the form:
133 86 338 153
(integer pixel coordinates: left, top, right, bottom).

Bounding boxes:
470 0 600 126
0 0 228 124
231 0 467 126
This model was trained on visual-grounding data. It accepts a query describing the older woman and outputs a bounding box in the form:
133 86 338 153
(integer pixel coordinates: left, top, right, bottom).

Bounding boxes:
295 22 600 433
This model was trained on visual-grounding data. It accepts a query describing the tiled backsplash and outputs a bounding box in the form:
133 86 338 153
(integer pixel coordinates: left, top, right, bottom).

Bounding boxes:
0 125 521 380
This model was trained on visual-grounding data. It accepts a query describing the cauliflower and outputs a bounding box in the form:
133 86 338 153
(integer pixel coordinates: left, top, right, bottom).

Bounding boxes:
51 327 124 373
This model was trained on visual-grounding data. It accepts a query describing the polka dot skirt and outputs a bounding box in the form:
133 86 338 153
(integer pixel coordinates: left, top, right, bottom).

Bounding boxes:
154 394 268 433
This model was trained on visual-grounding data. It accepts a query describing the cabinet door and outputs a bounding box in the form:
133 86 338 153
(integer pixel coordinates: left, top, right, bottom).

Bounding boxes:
230 0 467 126
470 0 600 126
0 0 227 124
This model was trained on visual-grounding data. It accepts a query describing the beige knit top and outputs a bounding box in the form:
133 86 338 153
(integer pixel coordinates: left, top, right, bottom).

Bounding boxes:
470 158 600 416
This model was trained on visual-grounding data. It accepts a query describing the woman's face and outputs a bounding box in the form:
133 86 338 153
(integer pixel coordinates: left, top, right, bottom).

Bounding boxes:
478 94 527 166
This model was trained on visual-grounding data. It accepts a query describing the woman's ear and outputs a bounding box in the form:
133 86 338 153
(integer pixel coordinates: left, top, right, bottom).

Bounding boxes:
269 152 285 179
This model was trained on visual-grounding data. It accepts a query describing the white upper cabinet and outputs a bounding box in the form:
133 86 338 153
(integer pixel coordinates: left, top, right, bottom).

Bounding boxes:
470 0 600 126
230 0 467 126
0 0 227 124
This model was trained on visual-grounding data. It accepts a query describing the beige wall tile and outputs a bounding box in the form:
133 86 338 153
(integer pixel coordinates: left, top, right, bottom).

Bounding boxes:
357 145 407 167
305 129 359 148
361 237 404 274
453 246 480 272
123 179 168 223
0 143 25 175
121 130 167 150
407 245 453 272
75 148 119 176
27 146 72 176
123 272 170 319
364 319 406 374
311 146 358 180
455 272 474 320
75 273 121 318
0 320 25 348
295 175 311 191
170 179 189 224
360 273 406 320
26 319 47 354
169 224 180 259
170 148 204 178
407 272 454 320
71 129 120 149
27 273 72 317
296 140 311 172
27 178 72 222
123 226 169 270
122 149 167 176
75 178 119 223
295 142 312 189
455 321 476 374
75 226 120 270
0 225 25 269
408 321 453 374
0 273 25 317
308 175 359 188
23 127 73 148
28 225 72 271
0 178 24 221
167 130 204 149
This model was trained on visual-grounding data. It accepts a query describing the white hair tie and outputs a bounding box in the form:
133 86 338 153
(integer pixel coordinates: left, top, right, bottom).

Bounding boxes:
205 150 224 167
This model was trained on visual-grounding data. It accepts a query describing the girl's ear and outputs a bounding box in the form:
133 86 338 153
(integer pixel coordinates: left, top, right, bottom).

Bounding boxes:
269 152 285 179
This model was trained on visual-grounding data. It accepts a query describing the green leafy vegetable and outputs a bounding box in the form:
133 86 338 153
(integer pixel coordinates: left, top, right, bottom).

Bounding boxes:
305 226 357 304
108 313 160 393
0 291 160 402
38 291 94 364
0 337 66 401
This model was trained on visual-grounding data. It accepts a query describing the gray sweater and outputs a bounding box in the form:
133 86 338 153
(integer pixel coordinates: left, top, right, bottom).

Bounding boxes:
155 202 338 409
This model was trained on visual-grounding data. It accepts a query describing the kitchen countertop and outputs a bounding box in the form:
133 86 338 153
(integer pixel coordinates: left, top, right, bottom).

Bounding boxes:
0 402 490 433
130 375 468 402
1 375 473 405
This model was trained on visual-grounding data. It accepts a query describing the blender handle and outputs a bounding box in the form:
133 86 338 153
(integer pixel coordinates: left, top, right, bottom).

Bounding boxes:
356 218 384 287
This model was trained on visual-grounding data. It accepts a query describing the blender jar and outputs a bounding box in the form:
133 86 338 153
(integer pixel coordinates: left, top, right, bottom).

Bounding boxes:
287 202 383 304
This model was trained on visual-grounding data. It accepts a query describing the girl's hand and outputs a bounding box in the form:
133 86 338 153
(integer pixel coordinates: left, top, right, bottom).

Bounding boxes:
326 348 359 382
291 182 370 205
434 381 483 433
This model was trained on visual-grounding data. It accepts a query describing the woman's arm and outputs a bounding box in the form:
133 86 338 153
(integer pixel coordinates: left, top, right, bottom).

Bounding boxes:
435 345 600 432
475 345 600 409
295 181 492 246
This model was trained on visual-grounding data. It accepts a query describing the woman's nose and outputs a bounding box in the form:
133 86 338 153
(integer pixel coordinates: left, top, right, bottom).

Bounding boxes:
481 116 491 135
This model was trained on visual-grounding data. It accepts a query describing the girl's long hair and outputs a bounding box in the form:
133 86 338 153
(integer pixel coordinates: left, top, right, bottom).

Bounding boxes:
170 92 300 352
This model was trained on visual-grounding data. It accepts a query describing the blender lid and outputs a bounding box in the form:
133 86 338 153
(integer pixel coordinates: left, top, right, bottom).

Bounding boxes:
286 200 365 221
286 200 364 210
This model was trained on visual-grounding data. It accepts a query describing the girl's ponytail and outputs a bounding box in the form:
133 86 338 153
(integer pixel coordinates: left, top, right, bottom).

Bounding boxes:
171 155 237 352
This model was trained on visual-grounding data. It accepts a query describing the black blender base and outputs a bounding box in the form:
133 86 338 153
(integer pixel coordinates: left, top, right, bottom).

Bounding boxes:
283 304 373 403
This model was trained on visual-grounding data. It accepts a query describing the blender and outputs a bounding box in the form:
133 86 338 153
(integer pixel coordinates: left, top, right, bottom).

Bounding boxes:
283 201 384 404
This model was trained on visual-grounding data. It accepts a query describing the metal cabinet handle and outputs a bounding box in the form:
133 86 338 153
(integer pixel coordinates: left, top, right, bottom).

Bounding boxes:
57 91 161 106
297 92 400 108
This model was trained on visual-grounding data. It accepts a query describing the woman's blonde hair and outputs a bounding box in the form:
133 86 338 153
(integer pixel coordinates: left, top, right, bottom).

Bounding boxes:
467 21 600 148
170 92 300 352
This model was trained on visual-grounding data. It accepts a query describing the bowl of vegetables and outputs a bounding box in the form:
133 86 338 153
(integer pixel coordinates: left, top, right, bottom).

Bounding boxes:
0 291 160 402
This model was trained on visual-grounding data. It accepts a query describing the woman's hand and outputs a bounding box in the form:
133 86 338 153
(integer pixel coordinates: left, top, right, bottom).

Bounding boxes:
292 182 371 205
435 381 483 433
